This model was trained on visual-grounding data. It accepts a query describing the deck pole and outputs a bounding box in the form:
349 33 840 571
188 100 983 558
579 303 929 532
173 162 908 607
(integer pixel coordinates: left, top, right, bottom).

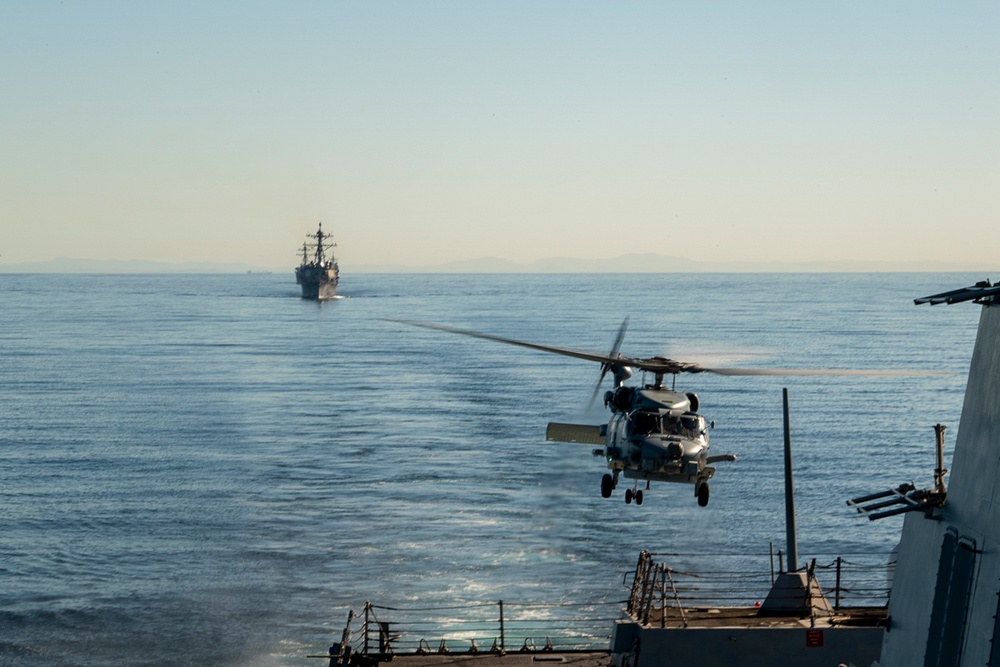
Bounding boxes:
835 558 842 609
783 388 799 572
499 600 506 654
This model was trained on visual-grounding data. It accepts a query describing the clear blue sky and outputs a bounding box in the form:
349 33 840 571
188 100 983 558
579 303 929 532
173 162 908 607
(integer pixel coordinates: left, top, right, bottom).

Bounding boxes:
2 2 997 269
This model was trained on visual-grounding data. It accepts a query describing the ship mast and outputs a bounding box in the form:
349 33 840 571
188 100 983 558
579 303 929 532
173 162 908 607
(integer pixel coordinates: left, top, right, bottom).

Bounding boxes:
304 222 337 265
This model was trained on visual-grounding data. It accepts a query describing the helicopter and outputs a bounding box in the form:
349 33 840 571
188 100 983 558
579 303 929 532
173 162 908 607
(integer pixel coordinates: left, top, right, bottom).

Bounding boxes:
389 318 939 508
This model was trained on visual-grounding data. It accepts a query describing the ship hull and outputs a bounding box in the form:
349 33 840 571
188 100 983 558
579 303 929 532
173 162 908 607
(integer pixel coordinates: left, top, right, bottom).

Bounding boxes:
295 267 339 300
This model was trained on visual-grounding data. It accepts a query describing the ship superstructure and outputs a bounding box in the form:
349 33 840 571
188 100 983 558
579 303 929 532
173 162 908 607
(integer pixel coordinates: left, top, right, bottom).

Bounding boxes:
877 280 1000 666
295 222 340 300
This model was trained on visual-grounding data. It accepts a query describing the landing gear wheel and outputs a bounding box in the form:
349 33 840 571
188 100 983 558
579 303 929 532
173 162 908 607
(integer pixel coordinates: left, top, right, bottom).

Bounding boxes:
601 474 613 499
635 490 643 506
625 488 633 505
697 483 710 507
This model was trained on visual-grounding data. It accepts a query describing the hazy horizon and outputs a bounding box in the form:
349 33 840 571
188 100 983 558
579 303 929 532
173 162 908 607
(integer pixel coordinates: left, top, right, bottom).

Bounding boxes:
1 253 994 275
3 3 997 269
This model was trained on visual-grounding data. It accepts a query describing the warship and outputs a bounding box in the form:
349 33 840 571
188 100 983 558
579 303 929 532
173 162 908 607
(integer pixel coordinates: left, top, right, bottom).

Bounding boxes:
313 279 1000 667
296 222 340 300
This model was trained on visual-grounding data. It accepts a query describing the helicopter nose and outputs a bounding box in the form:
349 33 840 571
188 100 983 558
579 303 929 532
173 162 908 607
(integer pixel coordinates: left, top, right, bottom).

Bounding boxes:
640 438 678 460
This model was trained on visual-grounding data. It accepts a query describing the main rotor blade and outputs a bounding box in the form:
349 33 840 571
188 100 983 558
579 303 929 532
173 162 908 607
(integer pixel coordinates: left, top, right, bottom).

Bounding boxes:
609 316 629 358
588 317 630 409
388 320 950 378
704 367 951 377
388 319 636 367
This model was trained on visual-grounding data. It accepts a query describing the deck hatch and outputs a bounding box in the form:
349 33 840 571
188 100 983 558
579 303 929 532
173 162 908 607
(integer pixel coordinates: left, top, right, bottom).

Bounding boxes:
925 532 976 667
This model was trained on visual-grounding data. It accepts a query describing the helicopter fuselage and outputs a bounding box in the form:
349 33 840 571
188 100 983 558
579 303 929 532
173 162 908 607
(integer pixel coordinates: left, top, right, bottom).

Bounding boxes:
606 413 713 485
547 384 734 506
603 386 716 485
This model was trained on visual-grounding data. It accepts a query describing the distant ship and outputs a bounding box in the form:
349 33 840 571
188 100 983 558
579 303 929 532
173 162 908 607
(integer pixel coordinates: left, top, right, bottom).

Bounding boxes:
295 222 340 300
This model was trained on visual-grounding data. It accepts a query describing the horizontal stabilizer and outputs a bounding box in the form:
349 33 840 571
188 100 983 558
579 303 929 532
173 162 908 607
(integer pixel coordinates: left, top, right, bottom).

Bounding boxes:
707 454 737 463
546 422 605 445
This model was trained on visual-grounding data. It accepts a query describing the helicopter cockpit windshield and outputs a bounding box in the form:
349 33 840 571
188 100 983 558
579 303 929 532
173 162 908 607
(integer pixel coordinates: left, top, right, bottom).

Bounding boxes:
644 414 707 439
679 415 707 440
629 412 660 435
628 413 708 442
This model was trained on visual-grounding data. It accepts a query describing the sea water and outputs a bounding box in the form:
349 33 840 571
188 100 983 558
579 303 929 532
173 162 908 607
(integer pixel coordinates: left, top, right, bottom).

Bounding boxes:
0 272 984 665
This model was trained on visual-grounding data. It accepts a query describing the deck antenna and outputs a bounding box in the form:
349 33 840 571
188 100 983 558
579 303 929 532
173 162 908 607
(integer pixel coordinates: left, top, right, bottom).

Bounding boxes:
783 387 799 573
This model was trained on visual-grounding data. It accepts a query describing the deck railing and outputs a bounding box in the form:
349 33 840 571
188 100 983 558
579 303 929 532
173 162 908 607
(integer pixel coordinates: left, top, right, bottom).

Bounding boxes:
323 548 893 660
626 549 893 627
349 599 621 656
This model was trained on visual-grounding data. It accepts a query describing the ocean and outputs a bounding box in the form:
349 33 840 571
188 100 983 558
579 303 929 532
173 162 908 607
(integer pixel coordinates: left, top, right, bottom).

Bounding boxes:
0 272 984 666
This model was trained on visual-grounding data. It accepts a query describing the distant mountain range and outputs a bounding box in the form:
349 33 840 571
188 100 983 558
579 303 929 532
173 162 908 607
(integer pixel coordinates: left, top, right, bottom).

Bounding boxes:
0 254 992 274
342 254 992 274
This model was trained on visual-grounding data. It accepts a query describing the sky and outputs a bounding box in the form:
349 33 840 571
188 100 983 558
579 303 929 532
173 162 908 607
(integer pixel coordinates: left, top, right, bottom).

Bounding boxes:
1 2 998 270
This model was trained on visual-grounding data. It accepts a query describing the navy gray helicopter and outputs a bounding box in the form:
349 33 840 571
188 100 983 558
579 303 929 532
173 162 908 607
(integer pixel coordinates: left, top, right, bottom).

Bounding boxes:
391 318 935 508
